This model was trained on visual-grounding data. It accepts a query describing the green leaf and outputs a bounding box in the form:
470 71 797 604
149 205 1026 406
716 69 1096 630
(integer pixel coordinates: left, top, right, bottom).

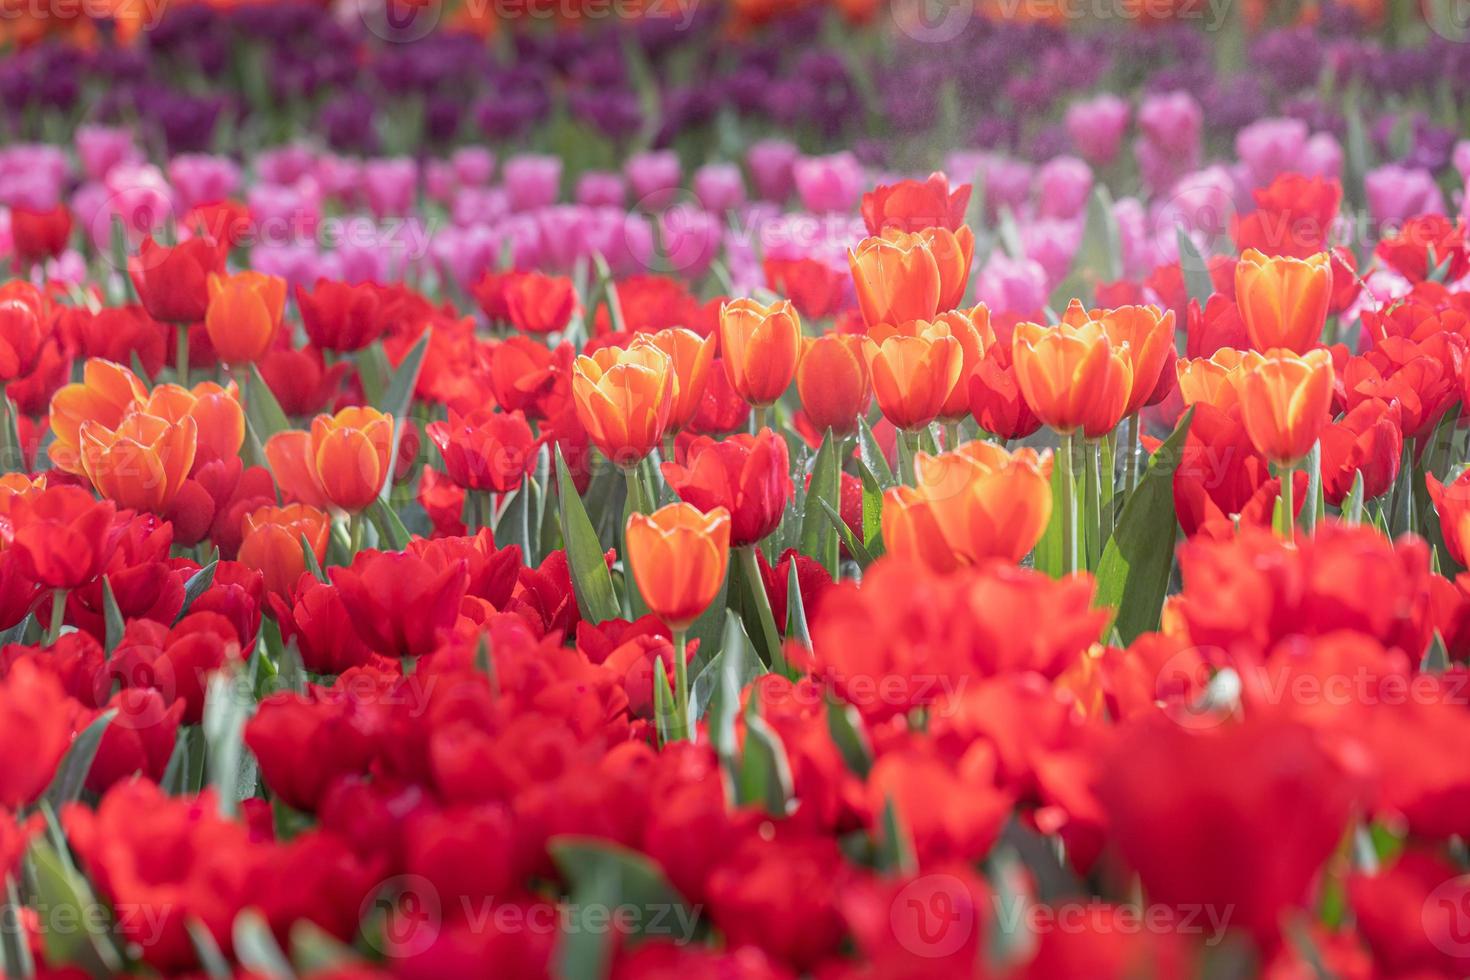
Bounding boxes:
377 333 431 497
494 479 536 557
819 498 874 568
1302 440 1323 533
876 795 918 876
784 560 812 649
289 921 357 973
42 709 115 808
1033 443 1068 577
28 840 122 973
691 611 765 726
737 705 794 816
101 575 125 654
174 556 220 624
826 696 871 778
244 365 293 443
856 416 896 489
0 877 34 979
556 448 620 624
202 669 256 817
652 657 676 747
798 429 841 578
233 910 296 979
1341 469 1366 524
1176 229 1215 308
301 533 328 584
1094 409 1194 643
367 497 411 551
1049 186 1121 308
188 919 232 979
551 837 697 978
856 457 886 549
0 613 31 648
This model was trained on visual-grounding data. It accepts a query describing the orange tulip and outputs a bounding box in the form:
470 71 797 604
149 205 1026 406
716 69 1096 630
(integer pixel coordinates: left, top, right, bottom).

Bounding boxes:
624 502 731 631
1097 304 1176 418
79 411 197 513
883 442 1053 571
932 306 991 421
717 298 802 407
0 473 46 535
205 270 287 365
47 358 149 475
1234 249 1331 354
848 230 942 330
1174 348 1266 412
136 381 245 465
865 320 965 431
1011 305 1134 438
634 327 716 433
238 503 331 598
265 407 394 513
571 344 674 467
918 225 975 312
1236 348 1335 466
796 334 871 437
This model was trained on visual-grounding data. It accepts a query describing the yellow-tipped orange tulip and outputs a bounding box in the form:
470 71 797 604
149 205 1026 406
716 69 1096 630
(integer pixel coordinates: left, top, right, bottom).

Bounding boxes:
136 381 245 465
1011 306 1134 438
865 319 964 431
797 334 871 437
884 442 1053 572
848 230 942 330
1234 249 1331 354
635 327 715 433
625 502 731 631
79 411 197 513
1174 348 1266 412
0 473 46 531
47 358 149 475
718 298 802 407
918 225 975 312
1236 347 1335 466
932 306 991 422
571 344 674 467
1097 304 1176 418
265 406 394 513
205 271 287 365
238 502 331 598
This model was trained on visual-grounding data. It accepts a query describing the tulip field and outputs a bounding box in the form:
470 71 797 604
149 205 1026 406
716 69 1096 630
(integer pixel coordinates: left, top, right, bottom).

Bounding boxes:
5 0 1470 977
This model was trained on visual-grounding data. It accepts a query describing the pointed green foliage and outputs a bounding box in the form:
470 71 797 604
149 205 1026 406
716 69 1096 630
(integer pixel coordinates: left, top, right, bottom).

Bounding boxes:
376 328 431 501
42 709 115 808
1176 229 1216 310
175 556 219 623
1095 408 1195 643
799 429 842 578
556 448 620 624
101 575 125 654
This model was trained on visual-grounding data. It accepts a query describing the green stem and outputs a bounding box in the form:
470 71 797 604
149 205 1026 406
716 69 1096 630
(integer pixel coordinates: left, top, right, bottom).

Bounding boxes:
1124 413 1141 496
672 629 690 742
1275 462 1296 540
45 589 66 644
1084 438 1101 570
753 404 769 433
1058 431 1078 575
176 324 190 388
0 384 13 473
943 420 961 451
737 545 787 676
349 512 366 555
1100 431 1116 550
623 465 644 516
661 434 676 463
899 430 921 486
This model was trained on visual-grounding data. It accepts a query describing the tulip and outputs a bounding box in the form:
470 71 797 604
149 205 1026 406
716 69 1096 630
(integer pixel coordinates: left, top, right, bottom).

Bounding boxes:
570 343 674 468
1429 468 1470 567
1234 249 1331 353
425 408 537 494
848 230 942 330
634 328 716 436
864 320 964 433
8 485 116 641
860 173 971 236
9 204 71 267
128 235 225 325
796 334 871 437
79 411 198 514
717 298 802 414
968 344 1041 441
136 381 245 466
504 272 578 335
1236 348 1335 536
265 407 394 514
47 358 150 475
932 306 992 425
1175 348 1266 413
624 502 731 739
884 443 1053 571
1011 305 1134 439
1098 305 1177 419
0 281 49 385
919 226 975 313
1320 398 1401 508
661 428 793 547
296 280 388 353
205 271 287 366
237 503 331 598
330 549 470 659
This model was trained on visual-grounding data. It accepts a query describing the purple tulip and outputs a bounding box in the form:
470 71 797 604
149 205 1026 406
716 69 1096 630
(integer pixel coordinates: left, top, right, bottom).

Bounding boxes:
792 152 863 215
576 171 626 209
747 139 799 204
693 163 745 213
502 155 562 213
1065 94 1130 167
1035 156 1093 221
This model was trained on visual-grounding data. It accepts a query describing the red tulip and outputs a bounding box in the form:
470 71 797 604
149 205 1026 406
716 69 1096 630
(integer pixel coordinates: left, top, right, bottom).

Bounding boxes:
661 428 793 546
